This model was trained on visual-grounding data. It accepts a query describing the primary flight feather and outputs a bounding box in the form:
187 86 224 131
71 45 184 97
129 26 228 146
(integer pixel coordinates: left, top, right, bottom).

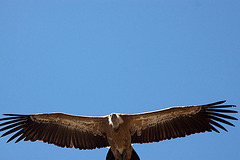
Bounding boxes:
0 100 237 160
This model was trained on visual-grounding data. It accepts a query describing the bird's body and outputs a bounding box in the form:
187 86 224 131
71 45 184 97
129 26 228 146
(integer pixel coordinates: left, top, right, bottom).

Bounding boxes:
106 113 133 160
0 100 237 160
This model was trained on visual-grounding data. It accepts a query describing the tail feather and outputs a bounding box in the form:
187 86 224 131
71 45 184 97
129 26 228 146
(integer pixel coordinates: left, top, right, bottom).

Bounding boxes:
106 148 115 160
131 148 140 160
106 148 140 160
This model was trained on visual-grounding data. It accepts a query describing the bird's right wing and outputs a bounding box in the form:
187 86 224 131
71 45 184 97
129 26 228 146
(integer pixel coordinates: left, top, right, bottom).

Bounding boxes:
0 113 109 150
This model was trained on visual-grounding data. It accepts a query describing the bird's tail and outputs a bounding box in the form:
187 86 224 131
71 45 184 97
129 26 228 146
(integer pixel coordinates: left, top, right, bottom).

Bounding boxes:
106 148 115 160
106 148 140 160
130 148 140 160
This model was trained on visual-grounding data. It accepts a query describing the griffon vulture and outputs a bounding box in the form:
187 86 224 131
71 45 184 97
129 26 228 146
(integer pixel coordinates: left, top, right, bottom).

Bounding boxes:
0 100 237 160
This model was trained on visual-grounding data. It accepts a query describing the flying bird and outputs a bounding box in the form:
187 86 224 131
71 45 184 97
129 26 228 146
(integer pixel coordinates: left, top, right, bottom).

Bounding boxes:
0 100 237 160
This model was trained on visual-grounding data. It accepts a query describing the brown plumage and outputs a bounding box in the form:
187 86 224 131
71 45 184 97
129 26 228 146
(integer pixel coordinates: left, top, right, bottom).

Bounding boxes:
0 100 237 160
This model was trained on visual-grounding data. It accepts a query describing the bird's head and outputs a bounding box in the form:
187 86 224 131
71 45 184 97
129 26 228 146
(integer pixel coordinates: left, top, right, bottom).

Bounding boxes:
109 113 124 129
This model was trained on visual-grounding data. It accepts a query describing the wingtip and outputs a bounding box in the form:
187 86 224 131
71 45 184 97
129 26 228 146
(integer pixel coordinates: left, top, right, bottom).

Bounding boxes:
221 100 227 103
218 100 227 104
3 114 25 116
3 114 14 116
204 100 226 106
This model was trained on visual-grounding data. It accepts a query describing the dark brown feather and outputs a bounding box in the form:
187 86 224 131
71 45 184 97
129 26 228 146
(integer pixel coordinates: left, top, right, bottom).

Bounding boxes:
83 131 90 149
209 124 219 133
209 120 228 132
55 126 64 147
37 123 49 141
78 131 85 148
208 105 236 108
72 128 80 149
0 119 24 127
65 127 71 148
203 100 226 106
1 125 23 138
8 129 24 143
164 121 172 139
24 123 41 141
208 115 235 126
60 126 67 147
208 112 238 120
207 109 237 113
154 123 160 141
48 124 59 144
0 116 24 121
0 121 24 132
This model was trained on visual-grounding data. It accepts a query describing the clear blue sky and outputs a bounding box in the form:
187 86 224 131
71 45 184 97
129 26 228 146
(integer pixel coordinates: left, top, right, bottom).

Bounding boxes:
0 1 239 160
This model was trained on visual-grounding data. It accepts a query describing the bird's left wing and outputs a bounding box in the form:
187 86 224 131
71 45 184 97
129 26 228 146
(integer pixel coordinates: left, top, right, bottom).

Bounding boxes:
127 101 237 144
0 113 109 150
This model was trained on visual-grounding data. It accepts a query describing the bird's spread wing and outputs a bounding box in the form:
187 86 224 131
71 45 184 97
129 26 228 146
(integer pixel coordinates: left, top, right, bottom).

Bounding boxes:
128 101 237 144
0 113 109 150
